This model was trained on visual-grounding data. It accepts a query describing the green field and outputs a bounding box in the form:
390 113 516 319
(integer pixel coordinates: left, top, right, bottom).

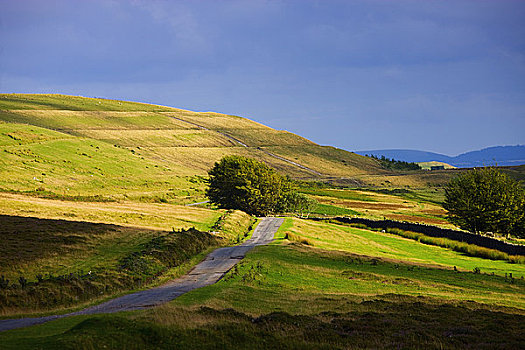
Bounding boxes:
2 224 523 349
277 218 525 278
301 186 451 227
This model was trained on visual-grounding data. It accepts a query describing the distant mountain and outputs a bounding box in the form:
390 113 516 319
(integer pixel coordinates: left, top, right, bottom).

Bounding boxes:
452 146 525 167
356 145 525 168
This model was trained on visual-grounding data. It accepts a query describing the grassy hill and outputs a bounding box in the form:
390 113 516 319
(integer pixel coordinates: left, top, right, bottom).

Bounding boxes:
0 93 463 202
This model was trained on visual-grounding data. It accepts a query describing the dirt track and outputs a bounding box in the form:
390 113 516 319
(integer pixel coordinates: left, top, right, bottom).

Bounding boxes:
0 217 284 332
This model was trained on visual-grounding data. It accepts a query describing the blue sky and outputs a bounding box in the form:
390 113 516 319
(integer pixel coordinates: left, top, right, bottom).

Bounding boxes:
1 0 524 155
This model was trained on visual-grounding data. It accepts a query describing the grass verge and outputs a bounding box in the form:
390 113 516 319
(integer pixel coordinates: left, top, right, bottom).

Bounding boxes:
0 222 219 317
0 210 254 317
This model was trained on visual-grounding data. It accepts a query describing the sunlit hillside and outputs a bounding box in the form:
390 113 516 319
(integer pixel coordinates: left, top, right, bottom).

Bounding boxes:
0 94 444 203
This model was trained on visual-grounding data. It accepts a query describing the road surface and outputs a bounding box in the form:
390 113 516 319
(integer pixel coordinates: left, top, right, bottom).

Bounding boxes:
185 200 210 206
0 217 284 332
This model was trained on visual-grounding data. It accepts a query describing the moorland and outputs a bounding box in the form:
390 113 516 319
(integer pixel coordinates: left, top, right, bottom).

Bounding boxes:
0 94 523 349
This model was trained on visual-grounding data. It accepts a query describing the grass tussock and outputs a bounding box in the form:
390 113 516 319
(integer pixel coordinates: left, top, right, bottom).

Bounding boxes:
211 210 256 243
285 231 314 245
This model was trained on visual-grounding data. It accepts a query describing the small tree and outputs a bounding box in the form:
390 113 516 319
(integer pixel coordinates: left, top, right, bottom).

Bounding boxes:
443 167 525 237
206 156 295 216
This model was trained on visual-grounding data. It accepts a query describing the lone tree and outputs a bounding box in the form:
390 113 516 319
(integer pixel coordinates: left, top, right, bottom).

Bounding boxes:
443 167 525 237
206 155 296 216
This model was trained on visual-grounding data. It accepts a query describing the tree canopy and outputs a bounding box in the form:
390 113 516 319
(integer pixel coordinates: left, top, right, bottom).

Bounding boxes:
443 167 525 237
206 155 304 216
365 154 421 171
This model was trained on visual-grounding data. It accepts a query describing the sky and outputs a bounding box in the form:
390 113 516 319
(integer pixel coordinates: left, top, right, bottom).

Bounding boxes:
1 0 524 156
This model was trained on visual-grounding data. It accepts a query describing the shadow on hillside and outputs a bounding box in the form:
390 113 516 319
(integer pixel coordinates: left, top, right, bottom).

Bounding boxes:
0 215 122 267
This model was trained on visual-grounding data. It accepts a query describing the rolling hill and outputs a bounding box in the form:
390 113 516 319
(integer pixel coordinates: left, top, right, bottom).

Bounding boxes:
0 93 454 203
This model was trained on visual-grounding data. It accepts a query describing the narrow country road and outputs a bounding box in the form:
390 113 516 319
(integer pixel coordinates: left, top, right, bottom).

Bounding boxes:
0 217 284 332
